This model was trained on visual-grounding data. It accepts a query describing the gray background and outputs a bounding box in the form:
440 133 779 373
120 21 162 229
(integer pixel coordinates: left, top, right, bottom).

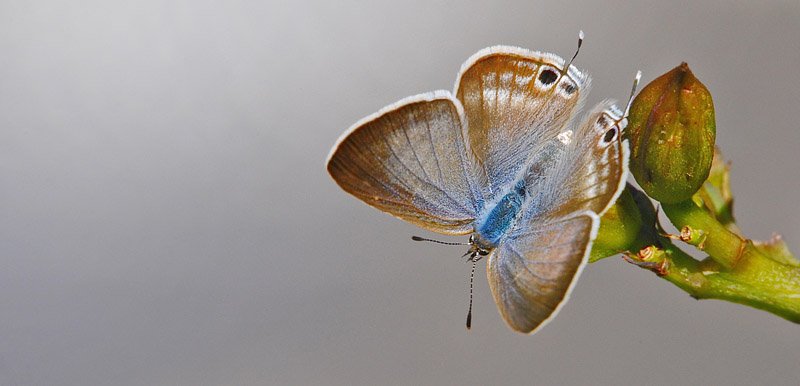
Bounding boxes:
2 1 799 385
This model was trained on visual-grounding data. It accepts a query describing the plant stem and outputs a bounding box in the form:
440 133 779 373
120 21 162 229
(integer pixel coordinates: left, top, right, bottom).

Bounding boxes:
662 199 745 269
639 238 800 323
592 185 800 323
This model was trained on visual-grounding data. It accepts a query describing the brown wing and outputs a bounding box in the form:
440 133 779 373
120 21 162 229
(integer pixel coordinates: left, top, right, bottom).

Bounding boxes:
326 91 483 235
454 46 590 196
487 213 598 334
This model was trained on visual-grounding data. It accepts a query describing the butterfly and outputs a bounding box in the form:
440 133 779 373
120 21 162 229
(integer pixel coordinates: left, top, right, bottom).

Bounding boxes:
326 40 633 334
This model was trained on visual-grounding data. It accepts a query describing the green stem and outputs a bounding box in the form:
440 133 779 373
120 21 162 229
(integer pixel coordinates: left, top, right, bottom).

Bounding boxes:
661 199 745 269
696 181 738 232
645 238 800 323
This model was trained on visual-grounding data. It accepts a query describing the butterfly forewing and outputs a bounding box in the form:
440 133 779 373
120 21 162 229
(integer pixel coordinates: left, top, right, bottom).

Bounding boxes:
454 47 589 196
327 91 481 235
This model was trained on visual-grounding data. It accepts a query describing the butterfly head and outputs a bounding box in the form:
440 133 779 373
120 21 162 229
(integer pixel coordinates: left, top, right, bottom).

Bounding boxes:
467 234 492 262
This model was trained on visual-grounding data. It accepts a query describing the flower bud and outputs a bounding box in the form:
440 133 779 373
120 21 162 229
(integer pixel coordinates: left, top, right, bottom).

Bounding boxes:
626 63 716 203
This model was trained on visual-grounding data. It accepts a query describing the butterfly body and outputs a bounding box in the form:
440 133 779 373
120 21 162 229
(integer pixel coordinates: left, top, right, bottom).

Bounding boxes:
474 179 526 248
327 45 630 334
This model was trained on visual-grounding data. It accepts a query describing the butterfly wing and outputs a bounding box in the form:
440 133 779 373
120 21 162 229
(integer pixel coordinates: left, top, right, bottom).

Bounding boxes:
487 102 629 333
327 91 484 235
487 212 598 334
539 101 630 219
454 46 590 196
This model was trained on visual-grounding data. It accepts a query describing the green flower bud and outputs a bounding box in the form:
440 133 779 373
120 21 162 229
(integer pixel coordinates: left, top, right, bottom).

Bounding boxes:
626 63 716 203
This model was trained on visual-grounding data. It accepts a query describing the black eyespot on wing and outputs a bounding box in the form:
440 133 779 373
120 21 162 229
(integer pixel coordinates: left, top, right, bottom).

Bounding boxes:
597 116 608 127
562 83 576 94
538 69 557 85
603 127 617 143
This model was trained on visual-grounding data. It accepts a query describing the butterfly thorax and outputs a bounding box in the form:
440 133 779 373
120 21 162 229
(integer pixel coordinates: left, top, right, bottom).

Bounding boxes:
473 179 528 250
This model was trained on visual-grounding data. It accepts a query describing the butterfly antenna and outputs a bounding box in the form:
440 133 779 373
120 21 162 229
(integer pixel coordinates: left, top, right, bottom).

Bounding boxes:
411 235 468 246
466 259 476 330
565 30 584 72
623 70 642 118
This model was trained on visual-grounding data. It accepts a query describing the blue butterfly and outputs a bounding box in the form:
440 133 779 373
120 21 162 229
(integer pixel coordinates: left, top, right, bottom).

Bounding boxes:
327 44 631 334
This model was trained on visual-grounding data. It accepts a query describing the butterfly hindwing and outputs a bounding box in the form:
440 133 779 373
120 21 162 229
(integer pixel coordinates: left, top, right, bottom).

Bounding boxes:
537 101 630 221
327 91 482 235
487 212 598 334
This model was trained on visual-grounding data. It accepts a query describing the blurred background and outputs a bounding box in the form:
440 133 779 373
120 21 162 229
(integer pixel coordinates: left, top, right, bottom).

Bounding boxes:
2 1 799 385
